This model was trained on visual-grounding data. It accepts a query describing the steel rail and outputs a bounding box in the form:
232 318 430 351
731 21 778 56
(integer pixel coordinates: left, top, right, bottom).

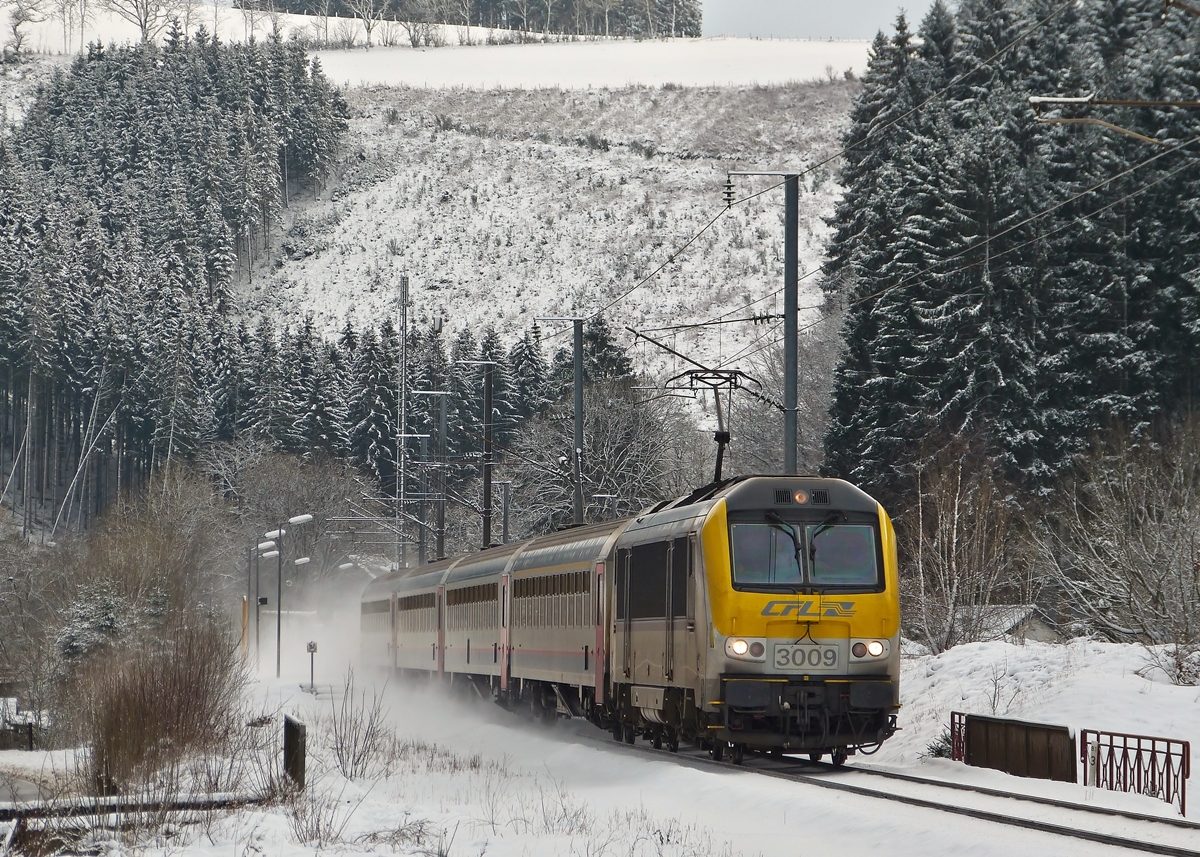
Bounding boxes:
610 740 1200 856
824 759 1200 831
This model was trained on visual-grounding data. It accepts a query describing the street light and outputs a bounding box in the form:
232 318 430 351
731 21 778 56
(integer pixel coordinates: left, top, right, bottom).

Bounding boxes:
255 540 278 664
264 513 313 679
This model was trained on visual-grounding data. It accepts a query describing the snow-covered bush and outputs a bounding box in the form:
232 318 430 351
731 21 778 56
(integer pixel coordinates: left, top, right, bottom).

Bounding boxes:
325 669 389 779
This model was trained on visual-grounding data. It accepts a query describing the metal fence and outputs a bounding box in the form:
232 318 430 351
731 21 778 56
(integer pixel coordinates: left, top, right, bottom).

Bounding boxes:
950 710 967 762
949 711 1076 783
1081 729 1190 817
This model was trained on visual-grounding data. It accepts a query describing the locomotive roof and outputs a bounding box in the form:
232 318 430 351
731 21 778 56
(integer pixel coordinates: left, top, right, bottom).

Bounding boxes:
361 476 880 602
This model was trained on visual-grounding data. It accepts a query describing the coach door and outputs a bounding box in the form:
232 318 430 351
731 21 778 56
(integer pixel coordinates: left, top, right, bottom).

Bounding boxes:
436 585 445 676
499 573 511 691
594 562 605 697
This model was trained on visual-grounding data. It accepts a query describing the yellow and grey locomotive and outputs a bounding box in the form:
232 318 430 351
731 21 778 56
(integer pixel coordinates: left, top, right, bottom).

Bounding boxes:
361 475 900 763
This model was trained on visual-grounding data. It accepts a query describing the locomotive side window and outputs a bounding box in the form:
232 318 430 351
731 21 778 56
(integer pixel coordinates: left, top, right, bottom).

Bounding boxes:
806 524 878 585
670 538 688 619
730 524 802 586
629 541 668 619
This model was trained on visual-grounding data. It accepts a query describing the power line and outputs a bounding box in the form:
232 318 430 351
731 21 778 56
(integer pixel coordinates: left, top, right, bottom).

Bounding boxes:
729 149 1200 369
840 132 1200 315
552 0 1076 335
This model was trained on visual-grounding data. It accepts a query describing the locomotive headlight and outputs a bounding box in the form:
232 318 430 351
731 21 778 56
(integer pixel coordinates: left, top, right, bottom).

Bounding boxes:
851 639 889 659
724 637 767 662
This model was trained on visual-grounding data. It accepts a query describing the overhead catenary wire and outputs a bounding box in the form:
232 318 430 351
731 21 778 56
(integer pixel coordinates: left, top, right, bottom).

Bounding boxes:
550 0 1078 333
728 147 1200 368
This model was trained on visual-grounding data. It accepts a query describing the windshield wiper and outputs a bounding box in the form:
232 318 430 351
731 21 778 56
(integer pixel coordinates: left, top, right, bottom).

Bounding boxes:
765 510 803 567
808 512 842 561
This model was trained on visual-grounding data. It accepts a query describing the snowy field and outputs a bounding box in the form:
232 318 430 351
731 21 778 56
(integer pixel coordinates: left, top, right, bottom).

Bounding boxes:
4 1 869 90
3 637 1195 856
313 38 870 90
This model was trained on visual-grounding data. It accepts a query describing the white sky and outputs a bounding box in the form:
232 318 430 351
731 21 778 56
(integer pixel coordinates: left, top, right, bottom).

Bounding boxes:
702 0 939 40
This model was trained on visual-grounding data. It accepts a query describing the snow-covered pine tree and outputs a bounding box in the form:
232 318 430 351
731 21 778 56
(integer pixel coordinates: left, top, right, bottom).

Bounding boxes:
347 327 397 489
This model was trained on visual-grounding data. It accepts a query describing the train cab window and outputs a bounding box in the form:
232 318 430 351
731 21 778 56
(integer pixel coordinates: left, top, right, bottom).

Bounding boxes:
730 524 802 586
807 524 878 586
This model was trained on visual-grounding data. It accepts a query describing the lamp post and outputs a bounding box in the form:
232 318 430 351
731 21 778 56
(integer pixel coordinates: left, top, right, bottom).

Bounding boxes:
256 539 276 664
264 513 313 679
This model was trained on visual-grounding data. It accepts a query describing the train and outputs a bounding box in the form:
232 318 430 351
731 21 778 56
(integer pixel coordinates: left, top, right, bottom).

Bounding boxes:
361 475 900 764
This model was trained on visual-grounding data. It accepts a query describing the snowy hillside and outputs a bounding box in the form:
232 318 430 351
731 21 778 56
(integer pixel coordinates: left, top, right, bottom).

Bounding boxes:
256 77 856 371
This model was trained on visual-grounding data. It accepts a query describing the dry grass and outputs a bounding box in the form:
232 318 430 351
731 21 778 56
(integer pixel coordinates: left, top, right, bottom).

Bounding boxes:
77 618 246 794
326 669 389 780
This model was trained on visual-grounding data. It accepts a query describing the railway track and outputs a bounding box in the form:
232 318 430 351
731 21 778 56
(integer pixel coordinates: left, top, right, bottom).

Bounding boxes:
612 737 1200 856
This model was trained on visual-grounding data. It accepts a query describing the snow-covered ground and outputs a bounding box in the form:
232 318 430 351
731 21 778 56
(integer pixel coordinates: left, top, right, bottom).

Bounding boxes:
3 637 1195 855
257 78 854 385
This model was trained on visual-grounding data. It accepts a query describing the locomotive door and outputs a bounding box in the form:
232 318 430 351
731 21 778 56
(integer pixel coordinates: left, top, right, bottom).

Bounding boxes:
499 573 511 691
436 585 445 676
665 537 690 683
617 548 632 679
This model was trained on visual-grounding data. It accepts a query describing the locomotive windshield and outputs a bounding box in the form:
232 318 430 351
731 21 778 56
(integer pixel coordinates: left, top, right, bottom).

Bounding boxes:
730 524 803 585
729 519 880 591
807 524 877 586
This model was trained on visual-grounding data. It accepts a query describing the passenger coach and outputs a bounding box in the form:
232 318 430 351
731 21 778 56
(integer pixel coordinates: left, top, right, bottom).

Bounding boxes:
361 475 900 764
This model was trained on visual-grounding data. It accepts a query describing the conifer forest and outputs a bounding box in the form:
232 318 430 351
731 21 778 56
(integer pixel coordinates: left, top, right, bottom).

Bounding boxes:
263 0 703 40
2 0 1200 661
825 0 1200 506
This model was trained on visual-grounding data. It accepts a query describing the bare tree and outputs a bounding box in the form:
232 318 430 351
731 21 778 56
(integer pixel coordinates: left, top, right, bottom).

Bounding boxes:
104 0 177 41
239 0 264 40
345 0 388 46
497 379 708 541
309 0 332 47
236 453 356 582
596 0 616 36
176 0 203 34
901 441 1027 654
51 0 79 52
1038 421 1200 684
6 0 46 54
396 0 440 47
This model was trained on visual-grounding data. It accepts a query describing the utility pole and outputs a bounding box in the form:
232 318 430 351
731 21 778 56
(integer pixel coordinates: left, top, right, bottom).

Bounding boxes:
727 171 800 473
484 361 493 546
412 390 451 560
395 274 410 571
496 480 512 542
418 437 428 565
437 392 447 558
456 360 497 548
538 317 585 524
